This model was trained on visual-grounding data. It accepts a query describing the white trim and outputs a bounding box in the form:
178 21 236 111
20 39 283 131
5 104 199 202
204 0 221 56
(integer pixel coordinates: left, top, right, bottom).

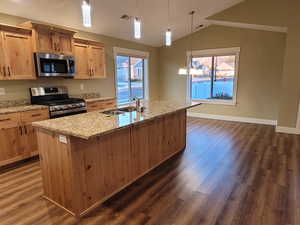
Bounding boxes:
297 100 300 129
206 19 288 33
276 126 300 135
187 112 277 126
113 47 149 58
186 47 240 106
187 47 240 57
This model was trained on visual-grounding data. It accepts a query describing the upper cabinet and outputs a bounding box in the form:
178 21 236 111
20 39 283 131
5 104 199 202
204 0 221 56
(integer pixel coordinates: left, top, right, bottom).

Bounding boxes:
19 21 76 55
0 25 35 80
74 38 106 79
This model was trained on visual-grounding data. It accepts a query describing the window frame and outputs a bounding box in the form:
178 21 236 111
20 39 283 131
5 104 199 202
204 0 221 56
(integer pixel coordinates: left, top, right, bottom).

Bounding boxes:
113 47 149 105
186 47 240 105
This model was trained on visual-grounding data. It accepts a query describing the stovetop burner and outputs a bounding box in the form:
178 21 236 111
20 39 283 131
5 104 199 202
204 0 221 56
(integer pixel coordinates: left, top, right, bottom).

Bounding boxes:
30 87 87 118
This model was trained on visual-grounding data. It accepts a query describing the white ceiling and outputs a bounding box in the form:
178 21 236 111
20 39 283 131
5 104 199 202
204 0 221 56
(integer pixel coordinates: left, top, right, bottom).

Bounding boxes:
0 0 243 47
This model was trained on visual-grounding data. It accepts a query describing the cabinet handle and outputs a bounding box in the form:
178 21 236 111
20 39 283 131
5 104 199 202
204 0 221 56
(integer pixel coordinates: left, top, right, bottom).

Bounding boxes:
89 68 92 76
31 113 41 117
3 66 6 77
24 126 27 135
7 66 11 76
92 69 94 76
0 118 10 122
19 126 23 135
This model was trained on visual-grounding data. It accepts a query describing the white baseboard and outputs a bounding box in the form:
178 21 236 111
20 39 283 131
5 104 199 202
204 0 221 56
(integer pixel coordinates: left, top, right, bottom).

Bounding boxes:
187 112 277 126
275 126 300 135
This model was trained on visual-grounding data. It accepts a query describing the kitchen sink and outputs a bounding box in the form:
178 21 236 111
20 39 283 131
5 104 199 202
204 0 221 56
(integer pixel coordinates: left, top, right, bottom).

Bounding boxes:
101 106 137 116
118 106 137 112
102 109 125 115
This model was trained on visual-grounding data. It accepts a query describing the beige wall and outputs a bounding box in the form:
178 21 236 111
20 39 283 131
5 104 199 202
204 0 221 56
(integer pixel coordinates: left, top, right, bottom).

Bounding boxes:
210 0 300 127
159 25 286 121
0 13 160 101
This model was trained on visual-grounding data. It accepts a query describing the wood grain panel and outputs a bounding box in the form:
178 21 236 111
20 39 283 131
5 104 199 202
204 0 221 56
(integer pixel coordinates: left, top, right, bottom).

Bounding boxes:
36 110 187 217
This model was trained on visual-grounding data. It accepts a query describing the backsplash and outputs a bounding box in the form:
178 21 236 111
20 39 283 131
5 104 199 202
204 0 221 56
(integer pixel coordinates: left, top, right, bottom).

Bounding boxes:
0 99 30 108
0 92 102 108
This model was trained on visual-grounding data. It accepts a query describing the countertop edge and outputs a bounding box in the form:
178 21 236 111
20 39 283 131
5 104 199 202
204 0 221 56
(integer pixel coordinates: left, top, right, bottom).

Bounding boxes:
33 104 200 140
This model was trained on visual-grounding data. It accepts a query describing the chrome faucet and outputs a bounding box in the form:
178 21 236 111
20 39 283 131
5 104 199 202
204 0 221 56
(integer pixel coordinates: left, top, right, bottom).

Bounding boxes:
133 98 144 112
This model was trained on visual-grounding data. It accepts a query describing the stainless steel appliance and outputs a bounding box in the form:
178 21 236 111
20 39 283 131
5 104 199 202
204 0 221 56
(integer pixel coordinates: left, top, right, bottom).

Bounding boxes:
35 53 75 77
30 86 86 118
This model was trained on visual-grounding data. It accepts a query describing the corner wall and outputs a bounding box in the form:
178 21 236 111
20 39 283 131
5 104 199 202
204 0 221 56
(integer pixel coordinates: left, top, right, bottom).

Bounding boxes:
159 25 286 121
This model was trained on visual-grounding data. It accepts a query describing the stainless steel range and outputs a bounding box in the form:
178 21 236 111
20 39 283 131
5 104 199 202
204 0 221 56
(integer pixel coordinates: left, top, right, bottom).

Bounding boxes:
30 87 87 118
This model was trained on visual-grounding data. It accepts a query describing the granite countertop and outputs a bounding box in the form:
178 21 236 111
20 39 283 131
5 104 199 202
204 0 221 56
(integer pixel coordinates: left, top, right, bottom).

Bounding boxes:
33 100 201 140
0 105 48 115
84 97 116 103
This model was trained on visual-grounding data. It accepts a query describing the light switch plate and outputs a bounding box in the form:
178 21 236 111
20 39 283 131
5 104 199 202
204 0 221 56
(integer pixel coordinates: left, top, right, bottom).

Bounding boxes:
0 88 5 95
59 135 68 144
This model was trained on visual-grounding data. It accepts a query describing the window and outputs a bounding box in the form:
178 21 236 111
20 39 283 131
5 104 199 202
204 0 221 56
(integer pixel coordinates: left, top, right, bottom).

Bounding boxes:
188 48 240 104
114 47 148 104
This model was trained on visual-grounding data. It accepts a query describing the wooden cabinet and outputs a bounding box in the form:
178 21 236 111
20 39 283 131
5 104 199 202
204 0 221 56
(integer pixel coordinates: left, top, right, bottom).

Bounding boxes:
0 24 35 80
74 43 90 79
86 99 116 112
0 34 5 79
20 21 75 55
74 38 106 79
0 109 49 167
2 32 35 80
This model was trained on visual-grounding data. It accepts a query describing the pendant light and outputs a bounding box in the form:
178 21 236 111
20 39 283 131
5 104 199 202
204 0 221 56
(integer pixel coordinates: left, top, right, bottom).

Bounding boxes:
134 17 141 39
178 11 202 76
82 0 92 27
134 0 142 39
165 0 172 46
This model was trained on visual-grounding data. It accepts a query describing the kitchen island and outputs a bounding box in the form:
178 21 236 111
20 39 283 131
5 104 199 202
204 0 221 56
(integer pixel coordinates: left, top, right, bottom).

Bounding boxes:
33 100 201 217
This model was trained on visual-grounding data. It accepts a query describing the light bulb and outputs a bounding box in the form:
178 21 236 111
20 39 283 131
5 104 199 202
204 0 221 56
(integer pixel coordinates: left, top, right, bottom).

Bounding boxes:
134 17 141 39
82 0 92 27
165 29 172 46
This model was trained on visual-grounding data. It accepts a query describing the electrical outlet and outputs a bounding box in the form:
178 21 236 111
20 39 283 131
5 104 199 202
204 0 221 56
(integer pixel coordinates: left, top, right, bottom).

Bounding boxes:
59 135 68 144
0 88 6 95
80 84 84 91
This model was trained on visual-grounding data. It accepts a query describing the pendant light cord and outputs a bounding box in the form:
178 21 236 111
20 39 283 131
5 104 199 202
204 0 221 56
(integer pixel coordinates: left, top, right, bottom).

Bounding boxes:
189 11 195 68
168 0 170 28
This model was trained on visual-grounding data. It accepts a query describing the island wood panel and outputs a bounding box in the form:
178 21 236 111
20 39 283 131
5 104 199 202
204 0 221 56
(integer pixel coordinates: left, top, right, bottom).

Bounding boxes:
36 109 187 217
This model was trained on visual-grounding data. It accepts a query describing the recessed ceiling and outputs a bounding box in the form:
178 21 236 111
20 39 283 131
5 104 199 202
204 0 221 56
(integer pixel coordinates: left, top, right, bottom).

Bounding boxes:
0 0 243 47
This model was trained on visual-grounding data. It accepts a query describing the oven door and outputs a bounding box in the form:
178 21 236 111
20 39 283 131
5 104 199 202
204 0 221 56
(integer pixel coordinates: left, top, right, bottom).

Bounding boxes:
35 53 75 77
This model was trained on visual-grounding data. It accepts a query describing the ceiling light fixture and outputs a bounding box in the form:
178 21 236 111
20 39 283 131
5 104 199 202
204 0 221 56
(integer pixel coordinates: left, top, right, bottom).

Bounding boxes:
134 0 142 39
82 0 92 28
178 11 202 76
165 0 172 46
134 17 141 39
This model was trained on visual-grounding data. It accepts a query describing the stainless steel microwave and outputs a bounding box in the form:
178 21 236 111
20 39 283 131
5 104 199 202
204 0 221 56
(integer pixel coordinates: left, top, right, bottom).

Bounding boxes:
35 53 75 77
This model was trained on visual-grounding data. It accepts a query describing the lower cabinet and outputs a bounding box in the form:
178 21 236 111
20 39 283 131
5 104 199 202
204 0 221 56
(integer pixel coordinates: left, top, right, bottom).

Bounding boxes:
0 109 49 166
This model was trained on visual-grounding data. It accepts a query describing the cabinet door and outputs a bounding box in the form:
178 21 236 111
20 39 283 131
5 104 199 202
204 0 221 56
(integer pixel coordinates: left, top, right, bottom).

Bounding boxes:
0 34 5 80
89 45 106 78
56 33 73 55
74 43 91 79
0 113 23 167
0 126 25 166
2 32 35 80
21 109 49 157
35 28 55 53
23 125 39 157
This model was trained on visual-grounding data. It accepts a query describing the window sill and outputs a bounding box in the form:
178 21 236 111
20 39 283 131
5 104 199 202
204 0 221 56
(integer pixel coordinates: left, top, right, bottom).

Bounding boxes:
191 99 237 106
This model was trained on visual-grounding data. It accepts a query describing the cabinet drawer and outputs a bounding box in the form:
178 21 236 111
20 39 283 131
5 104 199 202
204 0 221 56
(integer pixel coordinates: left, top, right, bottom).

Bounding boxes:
0 113 20 129
21 109 49 124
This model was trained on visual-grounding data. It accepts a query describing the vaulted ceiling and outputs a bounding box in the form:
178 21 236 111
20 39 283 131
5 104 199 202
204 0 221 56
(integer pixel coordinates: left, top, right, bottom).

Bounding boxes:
0 0 243 46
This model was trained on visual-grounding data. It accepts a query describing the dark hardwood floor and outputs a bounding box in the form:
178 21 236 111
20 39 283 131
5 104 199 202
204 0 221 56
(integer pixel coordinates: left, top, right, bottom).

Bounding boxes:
1 117 299 225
